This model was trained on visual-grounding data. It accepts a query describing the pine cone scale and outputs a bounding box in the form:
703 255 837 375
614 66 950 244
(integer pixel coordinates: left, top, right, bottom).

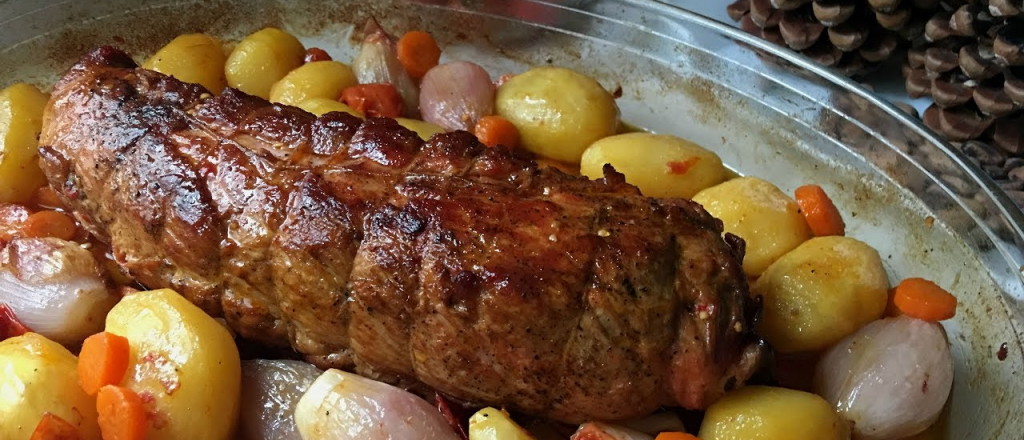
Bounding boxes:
779 9 827 49
1005 68 1024 103
925 46 963 72
752 0 785 27
974 86 1018 115
994 115 1024 154
932 76 975 105
959 45 1002 79
728 0 752 21
813 0 858 25
869 0 902 13
994 25 1024 63
773 0 815 10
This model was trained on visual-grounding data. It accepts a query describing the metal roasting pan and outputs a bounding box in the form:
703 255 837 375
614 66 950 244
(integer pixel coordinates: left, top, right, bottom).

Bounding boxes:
1 0 1022 437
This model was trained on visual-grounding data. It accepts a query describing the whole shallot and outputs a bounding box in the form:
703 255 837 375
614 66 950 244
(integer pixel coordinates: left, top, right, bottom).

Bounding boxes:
419 61 495 132
353 18 419 117
815 315 953 440
295 369 460 440
0 237 116 346
240 359 322 440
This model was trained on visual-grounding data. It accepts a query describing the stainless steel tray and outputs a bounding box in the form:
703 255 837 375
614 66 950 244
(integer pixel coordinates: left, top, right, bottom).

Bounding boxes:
1 0 1021 437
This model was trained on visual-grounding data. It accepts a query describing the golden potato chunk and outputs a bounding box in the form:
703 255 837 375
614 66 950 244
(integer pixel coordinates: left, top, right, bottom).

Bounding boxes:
396 118 445 140
269 61 357 106
752 236 888 353
143 34 228 93
468 408 534 440
225 28 305 99
692 177 812 276
580 133 727 198
0 333 101 440
297 98 363 118
0 83 49 203
496 67 618 164
699 386 849 440
105 289 241 440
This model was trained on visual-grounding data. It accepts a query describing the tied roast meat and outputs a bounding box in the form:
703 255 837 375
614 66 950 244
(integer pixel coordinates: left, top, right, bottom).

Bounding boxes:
38 47 764 422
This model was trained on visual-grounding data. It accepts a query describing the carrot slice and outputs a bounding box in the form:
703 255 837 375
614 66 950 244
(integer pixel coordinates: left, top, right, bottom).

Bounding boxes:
30 412 82 440
31 187 65 210
96 385 148 440
396 31 441 80
794 184 845 237
341 84 404 118
19 210 77 240
78 332 131 396
655 433 701 440
474 115 520 149
892 278 957 322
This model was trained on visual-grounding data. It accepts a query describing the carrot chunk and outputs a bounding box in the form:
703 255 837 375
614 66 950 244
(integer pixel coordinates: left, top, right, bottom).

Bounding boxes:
474 115 520 149
30 412 82 440
794 184 845 237
892 278 957 321
19 210 77 240
655 433 702 440
397 31 441 80
78 332 131 396
96 385 148 440
341 84 404 118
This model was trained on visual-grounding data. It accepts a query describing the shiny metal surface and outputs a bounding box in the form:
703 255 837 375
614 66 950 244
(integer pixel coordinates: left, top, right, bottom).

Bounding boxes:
1 0 1021 437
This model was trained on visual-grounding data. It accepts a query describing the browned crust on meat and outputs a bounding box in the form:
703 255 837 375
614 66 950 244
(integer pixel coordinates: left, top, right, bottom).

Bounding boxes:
39 46 764 422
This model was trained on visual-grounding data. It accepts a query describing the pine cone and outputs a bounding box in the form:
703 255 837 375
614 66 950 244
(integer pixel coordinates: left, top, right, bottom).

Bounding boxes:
902 1 1024 156
727 0 935 75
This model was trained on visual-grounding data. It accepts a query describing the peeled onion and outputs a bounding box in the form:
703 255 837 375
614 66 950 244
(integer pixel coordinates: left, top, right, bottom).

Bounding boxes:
295 369 460 440
814 316 953 440
419 61 495 132
352 18 419 117
571 422 655 440
0 237 116 346
240 359 322 440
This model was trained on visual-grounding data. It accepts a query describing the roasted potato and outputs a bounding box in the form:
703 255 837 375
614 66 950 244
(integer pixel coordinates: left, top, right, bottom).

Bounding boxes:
0 83 49 203
699 386 849 440
692 177 812 276
297 98 363 118
0 333 101 440
496 67 618 164
143 33 228 93
580 133 727 198
269 61 357 106
225 28 305 99
105 289 241 440
468 408 534 440
396 118 445 140
752 236 888 353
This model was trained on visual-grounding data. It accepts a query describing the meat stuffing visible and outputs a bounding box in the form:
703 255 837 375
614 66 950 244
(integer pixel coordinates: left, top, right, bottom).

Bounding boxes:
37 46 764 423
